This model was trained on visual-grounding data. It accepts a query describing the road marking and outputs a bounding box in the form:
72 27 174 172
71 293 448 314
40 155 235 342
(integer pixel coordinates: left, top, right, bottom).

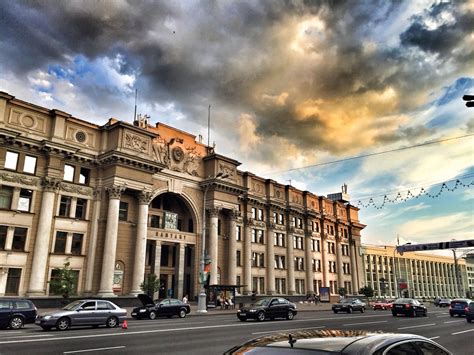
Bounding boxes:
63 346 126 354
436 315 449 318
443 320 464 324
429 336 440 340
398 323 436 330
343 320 388 326
14 334 55 338
252 326 325 335
451 329 474 335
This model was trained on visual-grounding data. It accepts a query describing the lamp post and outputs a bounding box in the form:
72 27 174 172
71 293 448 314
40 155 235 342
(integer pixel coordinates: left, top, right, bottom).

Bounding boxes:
451 239 462 297
196 172 229 313
393 242 411 298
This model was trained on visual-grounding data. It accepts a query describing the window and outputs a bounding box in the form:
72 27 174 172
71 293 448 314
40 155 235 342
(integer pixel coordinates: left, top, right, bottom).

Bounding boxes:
150 215 160 228
328 242 335 254
14 301 31 309
313 259 321 272
294 236 303 250
257 230 264 244
384 342 419 355
236 250 241 266
275 255 286 269
79 167 90 184
4 151 19 170
54 231 67 254
119 202 128 221
97 301 114 310
273 212 277 223
294 257 304 271
311 239 320 252
63 164 75 182
257 209 264 221
251 207 257 219
275 278 286 294
342 244 349 256
279 213 284 225
71 233 83 255
17 189 32 212
23 155 37 174
252 252 264 267
328 261 337 273
297 218 303 229
0 186 13 209
251 229 256 243
236 225 241 241
274 233 285 247
5 268 21 295
11 227 27 251
50 269 79 296
0 225 7 250
295 279 305 294
75 198 87 219
59 196 72 217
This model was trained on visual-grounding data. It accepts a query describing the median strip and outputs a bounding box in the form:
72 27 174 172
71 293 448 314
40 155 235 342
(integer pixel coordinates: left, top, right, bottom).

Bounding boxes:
397 323 436 330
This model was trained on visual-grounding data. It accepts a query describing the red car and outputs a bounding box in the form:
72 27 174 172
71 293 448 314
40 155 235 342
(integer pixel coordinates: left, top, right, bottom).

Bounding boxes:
373 299 393 310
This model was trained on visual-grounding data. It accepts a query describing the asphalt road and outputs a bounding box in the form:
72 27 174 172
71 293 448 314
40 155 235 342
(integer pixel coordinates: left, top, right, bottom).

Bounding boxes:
0 306 472 355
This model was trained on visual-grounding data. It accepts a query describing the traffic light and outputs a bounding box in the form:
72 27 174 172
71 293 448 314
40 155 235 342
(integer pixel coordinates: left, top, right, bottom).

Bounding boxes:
462 95 474 107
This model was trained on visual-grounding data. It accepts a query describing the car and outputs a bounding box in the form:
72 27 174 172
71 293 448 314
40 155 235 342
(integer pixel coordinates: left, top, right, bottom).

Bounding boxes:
131 294 190 319
438 298 451 307
332 298 366 313
449 298 471 317
466 301 474 323
372 299 393 310
0 299 37 330
224 329 452 354
35 299 126 331
391 298 427 317
237 297 297 322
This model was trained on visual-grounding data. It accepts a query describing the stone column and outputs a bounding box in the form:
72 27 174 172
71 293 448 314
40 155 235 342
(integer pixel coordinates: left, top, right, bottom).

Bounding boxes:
266 227 276 295
208 208 219 285
177 243 185 299
304 232 314 294
286 230 295 295
97 185 125 297
335 237 343 294
130 191 153 295
243 218 252 294
153 241 162 299
85 189 102 295
227 210 239 285
27 177 60 296
320 232 329 287
349 240 358 294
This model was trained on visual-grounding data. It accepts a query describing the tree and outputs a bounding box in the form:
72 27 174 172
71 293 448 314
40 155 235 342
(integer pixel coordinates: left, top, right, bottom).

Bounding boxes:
140 274 161 297
49 262 77 299
359 285 374 298
338 287 347 297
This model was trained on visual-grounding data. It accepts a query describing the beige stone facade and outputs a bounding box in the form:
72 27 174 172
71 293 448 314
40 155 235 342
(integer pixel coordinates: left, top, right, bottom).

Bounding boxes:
0 91 365 299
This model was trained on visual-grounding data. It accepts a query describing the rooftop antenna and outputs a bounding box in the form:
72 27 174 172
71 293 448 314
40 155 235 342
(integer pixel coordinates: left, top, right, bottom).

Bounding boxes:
134 88 138 122
207 104 211 153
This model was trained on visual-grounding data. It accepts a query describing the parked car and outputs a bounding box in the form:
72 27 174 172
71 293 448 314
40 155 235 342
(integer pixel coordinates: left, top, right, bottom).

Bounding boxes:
449 299 471 317
466 301 474 323
438 298 451 307
372 299 393 310
35 300 126 331
332 298 366 313
224 329 452 354
131 294 190 319
0 299 37 330
391 298 427 317
237 297 297 322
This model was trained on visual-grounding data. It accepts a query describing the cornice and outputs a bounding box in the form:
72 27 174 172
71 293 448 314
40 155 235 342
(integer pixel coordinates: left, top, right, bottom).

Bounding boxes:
97 150 165 174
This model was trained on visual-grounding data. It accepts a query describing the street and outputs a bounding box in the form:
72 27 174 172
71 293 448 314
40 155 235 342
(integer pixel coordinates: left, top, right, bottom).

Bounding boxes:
0 305 472 354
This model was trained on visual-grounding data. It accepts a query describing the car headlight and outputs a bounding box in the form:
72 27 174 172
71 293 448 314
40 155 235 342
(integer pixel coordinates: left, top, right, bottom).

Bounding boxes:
43 316 52 320
139 309 147 313
249 309 257 313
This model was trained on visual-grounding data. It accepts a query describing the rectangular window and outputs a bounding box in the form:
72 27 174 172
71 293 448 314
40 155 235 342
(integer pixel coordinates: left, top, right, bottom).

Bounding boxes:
251 207 257 219
259 277 265 294
251 229 257 243
0 225 7 250
75 198 87 219
23 155 37 174
119 202 128 221
4 151 19 170
279 213 284 225
54 231 67 254
278 234 285 247
160 245 169 267
297 218 303 229
59 196 72 217
236 250 241 266
71 233 83 255
79 167 90 185
291 216 296 227
258 209 264 221
5 268 22 296
17 189 32 212
252 277 258 293
11 227 27 251
236 225 241 241
50 269 79 296
0 186 13 210
258 230 264 244
273 212 277 223
63 164 75 182
259 253 265 267
150 215 160 228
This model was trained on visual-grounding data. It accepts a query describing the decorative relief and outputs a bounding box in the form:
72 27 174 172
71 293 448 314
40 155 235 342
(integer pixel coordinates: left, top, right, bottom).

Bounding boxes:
274 224 286 232
230 209 241 221
42 177 61 192
244 217 255 226
254 220 266 228
106 185 126 199
172 147 184 162
152 137 202 176
124 133 148 153
218 163 236 181
60 182 93 196
75 131 87 143
0 172 39 186
8 109 46 133
138 190 154 204
208 207 220 218
291 193 302 204
275 189 282 199
93 188 103 200
22 115 35 128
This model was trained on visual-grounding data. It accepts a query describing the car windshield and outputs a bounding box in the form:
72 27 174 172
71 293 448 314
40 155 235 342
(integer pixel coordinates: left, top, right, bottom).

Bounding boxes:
255 299 271 307
62 300 84 311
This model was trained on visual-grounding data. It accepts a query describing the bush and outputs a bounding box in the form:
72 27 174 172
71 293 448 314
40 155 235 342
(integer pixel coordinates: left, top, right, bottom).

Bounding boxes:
49 262 77 299
140 274 161 297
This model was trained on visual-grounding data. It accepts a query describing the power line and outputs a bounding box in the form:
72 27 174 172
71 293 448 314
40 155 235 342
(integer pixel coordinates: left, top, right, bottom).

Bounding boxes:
263 133 474 175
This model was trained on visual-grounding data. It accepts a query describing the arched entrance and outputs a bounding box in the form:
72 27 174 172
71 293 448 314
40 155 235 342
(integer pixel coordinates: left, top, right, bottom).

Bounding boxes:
144 192 198 300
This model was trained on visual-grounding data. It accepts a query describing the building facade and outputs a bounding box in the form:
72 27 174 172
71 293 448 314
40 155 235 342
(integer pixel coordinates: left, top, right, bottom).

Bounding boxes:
465 253 474 298
0 92 365 299
362 245 468 299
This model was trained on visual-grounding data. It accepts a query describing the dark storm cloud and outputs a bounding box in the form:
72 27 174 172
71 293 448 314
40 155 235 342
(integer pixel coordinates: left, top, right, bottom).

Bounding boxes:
374 125 435 145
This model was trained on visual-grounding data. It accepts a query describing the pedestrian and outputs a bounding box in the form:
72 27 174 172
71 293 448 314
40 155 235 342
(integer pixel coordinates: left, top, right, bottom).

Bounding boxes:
183 294 188 304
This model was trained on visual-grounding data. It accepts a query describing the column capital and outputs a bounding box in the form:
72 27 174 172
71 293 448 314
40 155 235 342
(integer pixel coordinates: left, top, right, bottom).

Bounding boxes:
137 190 154 205
229 209 240 221
243 217 255 226
208 207 220 218
41 177 61 192
106 185 126 200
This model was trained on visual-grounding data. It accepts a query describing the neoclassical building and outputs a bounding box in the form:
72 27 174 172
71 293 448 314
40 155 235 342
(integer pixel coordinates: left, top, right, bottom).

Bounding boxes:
0 91 365 299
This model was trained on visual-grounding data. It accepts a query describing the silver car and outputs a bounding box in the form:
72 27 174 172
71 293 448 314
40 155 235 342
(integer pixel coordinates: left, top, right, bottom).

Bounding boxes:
35 300 127 331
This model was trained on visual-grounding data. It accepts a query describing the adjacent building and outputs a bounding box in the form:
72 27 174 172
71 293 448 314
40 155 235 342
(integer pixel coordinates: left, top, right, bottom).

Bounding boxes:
0 92 366 299
362 245 468 299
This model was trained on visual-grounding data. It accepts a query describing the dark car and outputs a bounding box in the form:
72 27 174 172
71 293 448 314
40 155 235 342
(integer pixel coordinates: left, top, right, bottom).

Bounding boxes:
224 329 452 354
131 294 190 319
466 301 474 323
237 297 297 322
449 298 471 317
391 298 427 317
332 298 366 314
0 299 37 329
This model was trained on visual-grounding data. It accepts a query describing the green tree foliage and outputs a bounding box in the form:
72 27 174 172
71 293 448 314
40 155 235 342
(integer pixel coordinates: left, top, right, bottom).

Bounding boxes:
140 274 161 296
359 285 374 298
338 287 347 297
49 262 77 299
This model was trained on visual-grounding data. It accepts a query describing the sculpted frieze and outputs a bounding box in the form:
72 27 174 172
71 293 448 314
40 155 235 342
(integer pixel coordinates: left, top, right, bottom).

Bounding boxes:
152 137 202 177
0 171 39 186
124 132 148 153
60 182 93 196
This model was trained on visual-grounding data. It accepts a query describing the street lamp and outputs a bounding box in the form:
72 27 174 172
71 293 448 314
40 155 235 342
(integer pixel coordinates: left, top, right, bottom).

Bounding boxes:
196 172 229 313
393 242 411 298
451 239 462 297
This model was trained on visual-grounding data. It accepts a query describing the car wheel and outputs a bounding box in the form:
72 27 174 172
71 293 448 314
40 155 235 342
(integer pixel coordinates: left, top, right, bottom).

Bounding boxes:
347 307 353 314
257 311 265 322
361 307 365 313
467 318 472 323
41 326 52 331
56 317 71 331
179 309 187 318
333 310 338 314
286 311 294 320
9 316 24 330
106 316 119 328
239 317 247 322
149 311 157 320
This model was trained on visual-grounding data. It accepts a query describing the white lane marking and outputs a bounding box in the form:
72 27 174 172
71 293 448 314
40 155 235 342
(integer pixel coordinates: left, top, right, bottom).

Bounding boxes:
436 315 449 318
0 331 25 335
13 334 54 338
63 346 126 354
344 320 388 326
451 329 474 335
429 336 440 340
443 320 464 324
252 326 325 335
398 323 436 330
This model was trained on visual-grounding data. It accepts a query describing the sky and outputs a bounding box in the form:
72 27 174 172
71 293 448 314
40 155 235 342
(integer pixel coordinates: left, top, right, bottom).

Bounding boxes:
0 0 473 253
